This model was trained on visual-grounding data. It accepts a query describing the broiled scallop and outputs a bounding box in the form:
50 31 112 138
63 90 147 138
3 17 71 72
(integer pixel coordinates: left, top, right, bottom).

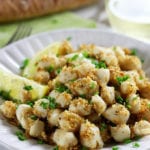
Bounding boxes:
101 86 115 105
16 104 33 130
133 120 150 136
67 77 98 98
47 109 62 127
29 120 45 137
80 120 104 149
33 98 49 118
52 129 78 148
0 101 16 119
110 124 131 142
103 103 130 124
95 68 110 86
69 98 91 116
91 95 106 116
127 94 141 114
59 110 83 132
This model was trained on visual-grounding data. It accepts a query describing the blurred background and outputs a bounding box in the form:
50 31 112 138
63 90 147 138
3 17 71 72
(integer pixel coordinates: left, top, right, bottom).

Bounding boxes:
0 0 150 48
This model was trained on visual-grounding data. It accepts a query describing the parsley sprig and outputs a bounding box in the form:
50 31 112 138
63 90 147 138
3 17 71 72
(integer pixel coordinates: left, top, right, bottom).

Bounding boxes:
15 131 26 141
55 83 70 93
116 75 129 84
20 58 30 70
91 59 107 69
0 90 11 100
23 85 33 91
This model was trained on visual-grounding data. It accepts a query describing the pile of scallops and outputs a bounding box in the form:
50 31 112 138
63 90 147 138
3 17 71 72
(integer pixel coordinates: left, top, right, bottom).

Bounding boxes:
1 41 150 149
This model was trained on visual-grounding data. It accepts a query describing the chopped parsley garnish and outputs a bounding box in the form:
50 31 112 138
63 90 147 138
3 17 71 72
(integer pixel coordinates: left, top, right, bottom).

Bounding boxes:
53 146 59 150
116 96 124 104
80 94 86 99
46 65 54 73
0 90 11 100
47 96 57 109
23 85 33 91
132 142 140 148
140 58 144 63
56 68 62 74
139 76 144 80
134 136 141 141
37 139 44 144
20 58 30 70
125 100 131 109
113 46 117 51
116 75 129 84
116 96 131 109
100 123 107 131
130 48 137 56
26 101 34 107
81 146 88 150
40 101 49 109
55 84 70 93
82 51 89 58
91 59 107 69
66 36 72 41
15 131 26 141
90 82 96 89
30 115 38 120
124 138 132 144
112 146 119 150
147 103 150 109
68 54 79 62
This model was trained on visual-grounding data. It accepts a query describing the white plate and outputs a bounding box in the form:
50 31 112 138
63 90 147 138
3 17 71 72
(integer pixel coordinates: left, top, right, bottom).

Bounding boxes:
0 29 150 150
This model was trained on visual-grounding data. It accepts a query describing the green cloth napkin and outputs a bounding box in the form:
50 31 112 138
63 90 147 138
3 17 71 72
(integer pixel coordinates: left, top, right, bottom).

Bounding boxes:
0 12 96 48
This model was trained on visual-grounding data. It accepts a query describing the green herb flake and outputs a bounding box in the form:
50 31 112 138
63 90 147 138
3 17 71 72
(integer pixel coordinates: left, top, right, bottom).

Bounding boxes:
80 94 86 99
55 84 70 93
23 85 33 91
15 131 26 141
90 82 96 89
147 103 150 109
132 142 140 148
140 58 144 63
66 36 72 41
132 96 138 101
116 75 130 84
124 138 132 144
30 115 38 120
139 76 144 80
40 101 49 109
113 46 117 51
91 59 107 69
100 123 107 131
130 48 137 56
37 139 44 144
81 146 88 150
82 51 89 58
26 101 34 107
20 58 30 70
47 96 57 109
53 146 59 150
116 96 124 104
68 54 79 62
112 146 119 150
0 90 11 100
46 65 54 73
56 68 62 74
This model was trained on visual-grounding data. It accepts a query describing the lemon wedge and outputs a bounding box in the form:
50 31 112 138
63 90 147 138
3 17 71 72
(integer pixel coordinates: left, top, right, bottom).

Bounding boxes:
0 69 49 102
22 42 62 79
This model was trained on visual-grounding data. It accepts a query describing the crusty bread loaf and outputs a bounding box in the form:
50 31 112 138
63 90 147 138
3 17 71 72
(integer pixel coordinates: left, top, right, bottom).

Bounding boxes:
0 0 97 22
